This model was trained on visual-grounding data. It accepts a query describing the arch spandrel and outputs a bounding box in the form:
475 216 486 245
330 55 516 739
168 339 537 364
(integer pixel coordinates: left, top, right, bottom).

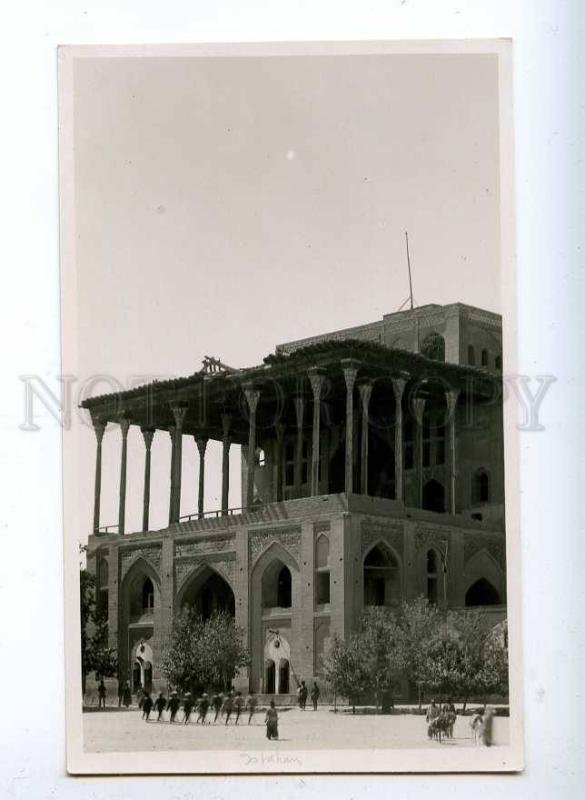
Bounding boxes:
462 547 506 598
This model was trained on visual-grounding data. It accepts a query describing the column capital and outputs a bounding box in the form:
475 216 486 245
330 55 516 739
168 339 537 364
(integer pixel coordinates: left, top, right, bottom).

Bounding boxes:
341 359 360 390
119 417 131 437
243 385 261 415
171 403 188 429
358 381 373 408
141 427 155 450
391 377 407 399
194 435 208 457
308 367 326 400
446 387 460 415
92 418 106 443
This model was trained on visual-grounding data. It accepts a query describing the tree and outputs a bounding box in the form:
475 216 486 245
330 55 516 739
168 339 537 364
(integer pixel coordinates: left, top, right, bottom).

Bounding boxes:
476 619 509 702
161 608 249 694
80 569 118 695
358 607 404 712
323 633 369 714
396 597 441 707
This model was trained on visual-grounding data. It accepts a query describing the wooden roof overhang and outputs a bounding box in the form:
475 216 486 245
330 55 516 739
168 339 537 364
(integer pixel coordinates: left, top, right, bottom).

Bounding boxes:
80 340 502 444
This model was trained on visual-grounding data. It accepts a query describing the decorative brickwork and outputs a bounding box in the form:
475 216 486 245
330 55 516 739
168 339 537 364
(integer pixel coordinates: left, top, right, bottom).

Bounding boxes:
175 535 235 558
313 521 331 535
464 534 506 568
120 545 162 581
175 555 236 593
361 518 404 557
414 528 450 553
249 526 302 564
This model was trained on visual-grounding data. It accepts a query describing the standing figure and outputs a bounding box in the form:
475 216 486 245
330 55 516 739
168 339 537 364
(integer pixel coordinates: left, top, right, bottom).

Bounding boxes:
265 700 279 740
470 709 484 745
122 681 132 709
142 692 153 721
310 682 320 711
166 690 181 723
183 692 194 724
234 692 244 724
97 680 107 710
222 691 234 725
212 692 223 723
154 691 166 722
481 706 495 747
197 693 210 724
298 681 308 710
246 691 258 725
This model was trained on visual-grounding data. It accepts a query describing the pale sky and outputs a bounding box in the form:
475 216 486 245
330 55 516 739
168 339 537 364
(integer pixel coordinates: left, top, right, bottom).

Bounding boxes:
71 52 502 538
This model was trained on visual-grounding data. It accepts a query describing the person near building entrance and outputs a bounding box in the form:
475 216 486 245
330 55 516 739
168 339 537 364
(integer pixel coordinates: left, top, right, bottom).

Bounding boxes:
166 690 181 723
246 691 258 724
234 691 244 724
298 680 308 710
142 692 153 721
212 692 223 723
122 681 132 708
310 682 320 711
97 679 106 709
154 692 166 722
222 691 234 725
265 700 279 740
183 692 194 724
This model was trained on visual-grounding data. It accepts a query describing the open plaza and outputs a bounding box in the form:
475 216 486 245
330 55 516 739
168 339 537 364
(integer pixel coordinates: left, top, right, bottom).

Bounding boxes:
83 705 509 753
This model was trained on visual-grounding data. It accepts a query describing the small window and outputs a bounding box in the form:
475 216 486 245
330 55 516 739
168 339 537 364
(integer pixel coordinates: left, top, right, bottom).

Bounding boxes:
481 349 489 368
472 469 490 504
467 345 476 365
316 572 330 604
142 577 154 614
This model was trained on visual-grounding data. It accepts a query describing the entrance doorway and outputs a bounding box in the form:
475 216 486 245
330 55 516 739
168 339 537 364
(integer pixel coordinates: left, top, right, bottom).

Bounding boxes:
278 659 290 694
265 659 276 693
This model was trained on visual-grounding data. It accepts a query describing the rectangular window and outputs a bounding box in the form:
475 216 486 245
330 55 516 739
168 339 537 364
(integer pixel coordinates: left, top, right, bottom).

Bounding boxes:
316 571 330 604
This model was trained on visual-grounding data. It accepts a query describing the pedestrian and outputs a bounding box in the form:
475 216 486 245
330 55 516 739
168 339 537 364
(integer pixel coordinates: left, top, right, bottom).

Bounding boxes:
212 692 223 723
246 691 258 725
310 682 320 711
136 683 144 710
183 692 194 724
265 699 279 740
154 691 166 722
234 691 244 724
222 691 234 725
97 679 107 710
122 681 132 709
142 692 153 721
197 693 210 724
481 705 495 747
166 690 181 723
470 708 483 745
298 681 308 710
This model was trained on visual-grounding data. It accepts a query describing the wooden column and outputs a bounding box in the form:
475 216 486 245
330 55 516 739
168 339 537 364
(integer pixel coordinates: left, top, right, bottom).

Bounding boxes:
92 419 106 534
195 435 208 518
167 425 176 525
392 378 406 502
309 368 326 496
413 397 426 508
293 396 304 495
221 413 231 515
244 386 261 508
141 427 155 532
359 382 373 495
170 404 188 523
118 417 131 534
342 360 359 496
275 423 285 501
446 389 460 514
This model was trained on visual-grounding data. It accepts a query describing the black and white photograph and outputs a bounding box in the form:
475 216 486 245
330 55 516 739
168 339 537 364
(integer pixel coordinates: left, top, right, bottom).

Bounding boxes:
58 39 521 773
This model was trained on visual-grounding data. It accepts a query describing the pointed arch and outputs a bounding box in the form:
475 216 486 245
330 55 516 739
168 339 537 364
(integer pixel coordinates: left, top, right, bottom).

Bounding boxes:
362 539 401 607
251 539 300 576
463 548 505 603
176 561 235 618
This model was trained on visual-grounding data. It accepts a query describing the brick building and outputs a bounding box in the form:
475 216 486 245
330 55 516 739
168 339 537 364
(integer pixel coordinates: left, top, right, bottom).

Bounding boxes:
83 302 507 700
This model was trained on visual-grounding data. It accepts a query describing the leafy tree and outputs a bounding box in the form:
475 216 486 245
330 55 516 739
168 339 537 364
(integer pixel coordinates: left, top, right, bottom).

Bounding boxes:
476 619 509 701
358 607 404 711
161 608 249 694
396 597 441 707
323 633 369 713
80 569 118 695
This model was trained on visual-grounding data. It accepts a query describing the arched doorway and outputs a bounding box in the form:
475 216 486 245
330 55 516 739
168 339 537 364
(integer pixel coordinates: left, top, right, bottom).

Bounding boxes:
363 543 401 607
278 659 290 694
262 561 292 609
179 565 235 619
265 659 276 693
465 578 501 607
422 479 445 513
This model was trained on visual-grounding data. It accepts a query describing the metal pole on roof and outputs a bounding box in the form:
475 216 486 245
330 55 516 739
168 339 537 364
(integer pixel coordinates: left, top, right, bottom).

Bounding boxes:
405 231 414 310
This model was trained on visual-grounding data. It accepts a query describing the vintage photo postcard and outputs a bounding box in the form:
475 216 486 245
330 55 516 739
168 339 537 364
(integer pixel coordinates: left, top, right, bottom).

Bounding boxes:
59 39 522 774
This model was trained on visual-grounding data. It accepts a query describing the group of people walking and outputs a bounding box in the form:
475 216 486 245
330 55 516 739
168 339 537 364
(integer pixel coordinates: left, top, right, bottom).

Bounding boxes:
426 700 496 746
297 680 320 711
137 688 259 726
